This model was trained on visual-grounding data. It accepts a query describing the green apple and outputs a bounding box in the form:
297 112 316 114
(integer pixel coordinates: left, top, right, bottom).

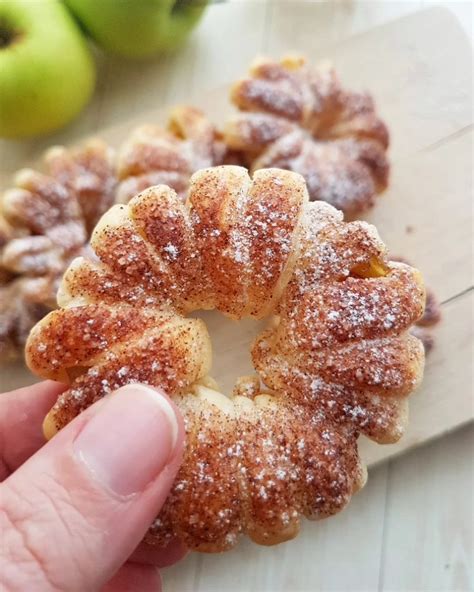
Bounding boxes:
64 0 208 58
0 0 95 138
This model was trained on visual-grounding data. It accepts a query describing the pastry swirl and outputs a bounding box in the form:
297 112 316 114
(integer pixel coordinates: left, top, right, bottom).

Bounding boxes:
26 166 425 551
0 139 116 361
225 55 389 215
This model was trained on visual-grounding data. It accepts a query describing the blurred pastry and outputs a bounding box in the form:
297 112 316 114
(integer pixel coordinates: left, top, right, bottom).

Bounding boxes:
0 139 116 362
224 55 389 216
391 256 441 354
116 105 226 204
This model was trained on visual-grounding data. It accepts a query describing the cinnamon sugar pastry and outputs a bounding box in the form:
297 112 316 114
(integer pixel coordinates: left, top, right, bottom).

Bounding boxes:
116 105 226 204
224 55 389 216
0 139 116 361
26 167 425 551
392 256 441 353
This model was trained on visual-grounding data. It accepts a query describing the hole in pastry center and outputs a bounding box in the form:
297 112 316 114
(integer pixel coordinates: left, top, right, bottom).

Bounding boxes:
191 310 268 396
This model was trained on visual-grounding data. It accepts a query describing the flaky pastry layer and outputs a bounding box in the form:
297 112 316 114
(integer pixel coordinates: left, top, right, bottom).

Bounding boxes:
26 166 425 551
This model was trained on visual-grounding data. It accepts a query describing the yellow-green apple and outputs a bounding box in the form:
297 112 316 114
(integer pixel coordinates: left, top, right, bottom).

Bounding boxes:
64 0 209 58
0 0 96 138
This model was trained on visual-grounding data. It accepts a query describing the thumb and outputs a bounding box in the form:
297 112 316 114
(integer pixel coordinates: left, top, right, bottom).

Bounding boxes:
0 383 185 592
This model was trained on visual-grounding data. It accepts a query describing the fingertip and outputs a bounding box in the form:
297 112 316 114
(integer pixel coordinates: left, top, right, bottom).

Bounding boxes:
2 381 184 592
0 380 66 477
73 383 184 497
114 384 185 453
2 379 66 403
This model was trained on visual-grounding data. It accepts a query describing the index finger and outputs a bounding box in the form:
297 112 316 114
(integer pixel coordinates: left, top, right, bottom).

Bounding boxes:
0 380 65 479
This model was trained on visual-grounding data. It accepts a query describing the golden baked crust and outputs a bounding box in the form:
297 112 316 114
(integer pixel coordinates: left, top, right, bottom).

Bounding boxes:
116 106 226 204
391 255 441 354
0 140 116 361
26 166 425 551
224 55 389 215
147 383 366 550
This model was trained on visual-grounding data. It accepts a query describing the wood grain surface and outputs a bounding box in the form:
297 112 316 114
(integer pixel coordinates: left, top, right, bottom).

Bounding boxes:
1 2 472 590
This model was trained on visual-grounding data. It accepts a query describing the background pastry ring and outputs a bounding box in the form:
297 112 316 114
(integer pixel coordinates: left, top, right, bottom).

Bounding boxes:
224 55 390 216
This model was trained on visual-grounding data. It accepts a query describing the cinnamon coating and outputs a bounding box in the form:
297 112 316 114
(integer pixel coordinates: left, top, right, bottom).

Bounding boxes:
147 384 366 550
26 167 425 551
391 255 442 354
224 55 389 215
0 139 116 361
116 106 226 204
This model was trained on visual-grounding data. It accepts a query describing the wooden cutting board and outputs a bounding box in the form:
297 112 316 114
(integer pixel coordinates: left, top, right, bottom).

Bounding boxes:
1 7 472 467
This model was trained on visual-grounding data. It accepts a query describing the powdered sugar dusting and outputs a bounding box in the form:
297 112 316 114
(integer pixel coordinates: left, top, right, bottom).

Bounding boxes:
27 166 425 552
227 54 389 216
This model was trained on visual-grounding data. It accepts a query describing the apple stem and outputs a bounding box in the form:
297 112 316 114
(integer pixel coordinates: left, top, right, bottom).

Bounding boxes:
172 0 190 14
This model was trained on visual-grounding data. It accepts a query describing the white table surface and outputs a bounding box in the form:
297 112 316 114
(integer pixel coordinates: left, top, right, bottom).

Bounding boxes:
1 2 472 591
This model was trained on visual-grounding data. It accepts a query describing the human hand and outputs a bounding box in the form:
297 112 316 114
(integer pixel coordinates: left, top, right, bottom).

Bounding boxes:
0 381 186 591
